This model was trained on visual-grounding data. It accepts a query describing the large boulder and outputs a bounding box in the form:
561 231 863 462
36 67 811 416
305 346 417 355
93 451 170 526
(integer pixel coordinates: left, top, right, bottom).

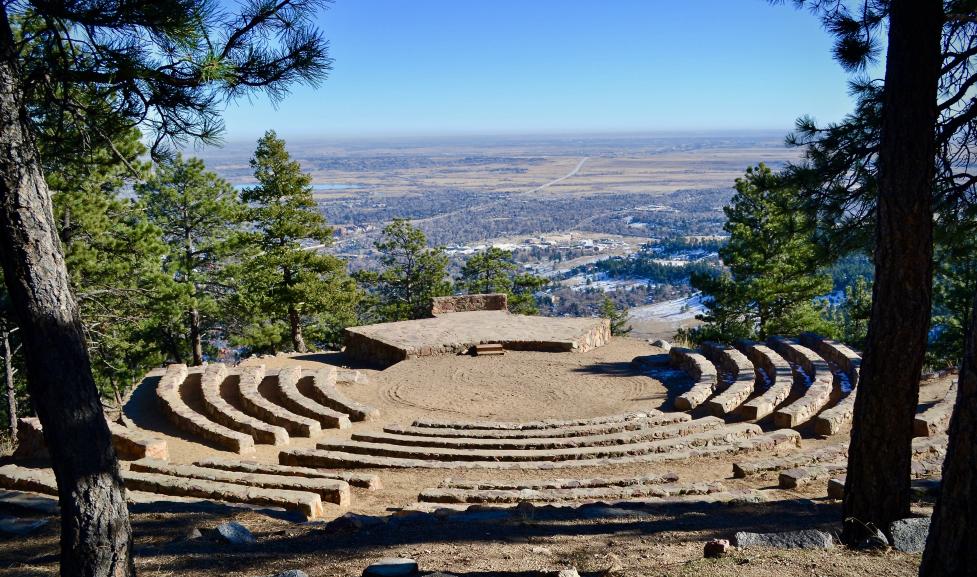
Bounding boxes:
889 517 931 553
734 529 834 550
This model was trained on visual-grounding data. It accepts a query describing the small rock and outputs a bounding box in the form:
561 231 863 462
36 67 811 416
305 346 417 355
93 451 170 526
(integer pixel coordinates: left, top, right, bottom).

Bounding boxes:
530 546 552 555
208 521 256 547
889 517 931 553
734 529 833 550
362 557 418 577
272 571 308 577
703 538 731 558
556 570 580 577
0 516 48 537
651 339 671 351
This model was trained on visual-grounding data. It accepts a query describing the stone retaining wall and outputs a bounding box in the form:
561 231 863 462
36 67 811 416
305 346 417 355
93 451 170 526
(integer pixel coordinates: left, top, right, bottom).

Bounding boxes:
431 293 508 316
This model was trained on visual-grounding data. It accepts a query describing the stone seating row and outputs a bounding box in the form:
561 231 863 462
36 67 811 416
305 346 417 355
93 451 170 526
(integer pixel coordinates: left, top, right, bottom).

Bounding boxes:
914 379 958 437
437 472 679 490
315 422 762 463
351 417 726 451
279 428 801 470
155 363 378 453
735 341 794 420
194 458 382 489
0 463 330 519
15 417 169 461
156 364 256 455
766 337 836 428
733 443 849 478
669 347 719 410
418 480 726 505
383 412 690 440
410 411 653 431
701 341 757 416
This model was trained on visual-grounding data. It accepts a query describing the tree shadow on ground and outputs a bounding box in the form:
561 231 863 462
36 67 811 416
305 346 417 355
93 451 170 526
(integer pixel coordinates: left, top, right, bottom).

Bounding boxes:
131 497 842 574
572 356 695 411
291 351 384 371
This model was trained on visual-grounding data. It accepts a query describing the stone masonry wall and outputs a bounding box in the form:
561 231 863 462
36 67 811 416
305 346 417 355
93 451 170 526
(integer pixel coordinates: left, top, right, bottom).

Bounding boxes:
431 293 508 316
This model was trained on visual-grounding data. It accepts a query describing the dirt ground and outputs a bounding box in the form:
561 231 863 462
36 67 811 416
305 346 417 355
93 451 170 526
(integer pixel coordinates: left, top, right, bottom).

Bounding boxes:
0 337 953 576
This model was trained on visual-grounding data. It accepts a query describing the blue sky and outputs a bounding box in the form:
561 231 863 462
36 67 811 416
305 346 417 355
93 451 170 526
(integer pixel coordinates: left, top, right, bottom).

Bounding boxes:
219 0 864 141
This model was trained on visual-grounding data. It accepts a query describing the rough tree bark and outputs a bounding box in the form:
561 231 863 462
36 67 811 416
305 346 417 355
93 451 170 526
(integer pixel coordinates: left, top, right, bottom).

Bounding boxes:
842 0 943 540
920 288 977 575
288 304 307 353
3 323 16 437
0 8 135 577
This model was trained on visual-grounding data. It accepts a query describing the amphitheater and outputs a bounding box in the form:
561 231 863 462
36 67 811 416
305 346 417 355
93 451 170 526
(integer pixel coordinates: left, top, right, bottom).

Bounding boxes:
0 297 956 572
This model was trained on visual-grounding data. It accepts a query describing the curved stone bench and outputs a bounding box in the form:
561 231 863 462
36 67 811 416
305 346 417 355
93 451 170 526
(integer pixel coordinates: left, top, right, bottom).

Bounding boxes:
121 469 325 519
300 367 379 422
798 334 861 435
274 367 351 430
155 364 255 454
353 417 725 450
316 423 762 463
389 412 685 439
701 342 757 416
129 458 349 506
669 347 719 410
767 338 834 428
735 341 794 420
236 365 321 437
411 412 654 431
281 429 797 470
194 458 381 489
439 472 680 490
914 380 958 437
199 364 289 445
418 481 725 504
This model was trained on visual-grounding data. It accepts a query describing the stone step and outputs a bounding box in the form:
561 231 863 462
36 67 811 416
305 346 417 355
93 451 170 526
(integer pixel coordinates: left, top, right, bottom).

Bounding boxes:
474 343 505 356
194 458 382 490
198 363 289 446
129 458 350 506
733 444 848 478
275 366 351 430
383 412 687 439
813 389 857 435
353 417 725 450
282 428 797 470
301 367 379 422
236 366 321 437
411 412 656 431
438 472 679 490
155 364 255 454
418 481 726 504
317 423 762 463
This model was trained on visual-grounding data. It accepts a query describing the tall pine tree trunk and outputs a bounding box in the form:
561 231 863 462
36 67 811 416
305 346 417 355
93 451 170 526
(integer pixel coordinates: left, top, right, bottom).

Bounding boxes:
3 323 15 437
920 289 977 575
0 9 134 577
842 0 942 540
288 304 307 353
188 306 203 365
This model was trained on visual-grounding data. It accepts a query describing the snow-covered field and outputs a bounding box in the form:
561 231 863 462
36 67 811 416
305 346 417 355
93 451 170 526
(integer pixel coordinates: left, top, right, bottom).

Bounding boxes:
628 292 709 322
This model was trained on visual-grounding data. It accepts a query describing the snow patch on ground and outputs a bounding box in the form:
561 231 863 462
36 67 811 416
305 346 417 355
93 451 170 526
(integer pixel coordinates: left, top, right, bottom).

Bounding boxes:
628 293 709 322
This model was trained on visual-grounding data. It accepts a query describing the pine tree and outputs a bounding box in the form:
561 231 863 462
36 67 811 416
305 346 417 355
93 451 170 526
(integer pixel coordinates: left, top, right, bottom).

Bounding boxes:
236 131 358 354
364 219 450 321
459 247 547 314
600 296 632 336
138 155 243 365
690 164 833 342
